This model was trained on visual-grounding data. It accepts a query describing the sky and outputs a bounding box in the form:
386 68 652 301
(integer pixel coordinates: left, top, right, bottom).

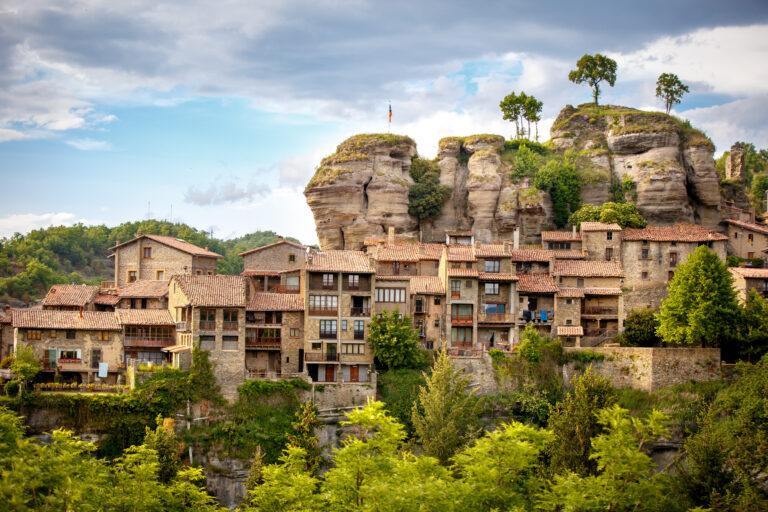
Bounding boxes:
1 1 768 244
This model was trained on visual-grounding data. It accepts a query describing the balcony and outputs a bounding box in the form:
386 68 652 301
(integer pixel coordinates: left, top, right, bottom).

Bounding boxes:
175 321 189 332
414 305 425 314
583 328 619 338
451 314 473 325
517 311 554 324
451 292 461 299
322 283 336 290
304 352 339 362
272 284 300 294
223 321 239 331
350 307 370 317
57 358 87 371
319 331 337 339
353 330 365 340
199 320 216 331
308 307 337 316
245 337 281 349
124 336 175 348
582 306 619 316
478 313 513 324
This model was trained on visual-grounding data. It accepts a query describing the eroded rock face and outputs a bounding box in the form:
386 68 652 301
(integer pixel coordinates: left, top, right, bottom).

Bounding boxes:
305 108 727 249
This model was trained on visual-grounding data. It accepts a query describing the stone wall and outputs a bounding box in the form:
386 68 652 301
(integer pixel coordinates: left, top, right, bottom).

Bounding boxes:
452 353 499 395
727 223 768 260
581 230 622 261
242 242 306 272
281 311 304 374
298 378 377 410
562 347 721 392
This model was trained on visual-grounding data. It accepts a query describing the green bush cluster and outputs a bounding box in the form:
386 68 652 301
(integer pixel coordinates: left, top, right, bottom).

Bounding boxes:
407 157 451 221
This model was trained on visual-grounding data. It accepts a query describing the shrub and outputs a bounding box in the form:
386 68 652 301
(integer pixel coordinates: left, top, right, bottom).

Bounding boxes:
0 355 13 369
4 379 20 397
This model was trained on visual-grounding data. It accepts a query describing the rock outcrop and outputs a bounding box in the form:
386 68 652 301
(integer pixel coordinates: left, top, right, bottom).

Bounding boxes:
305 106 729 250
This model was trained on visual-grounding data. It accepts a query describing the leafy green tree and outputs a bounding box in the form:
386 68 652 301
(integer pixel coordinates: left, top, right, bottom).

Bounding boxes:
568 53 618 106
500 91 525 139
510 143 541 178
286 401 324 475
243 445 321 512
655 73 690 114
244 446 265 492
524 95 544 141
407 157 451 222
143 415 184 484
411 350 480 465
10 344 40 397
367 309 422 369
547 366 616 476
738 289 768 361
656 246 741 347
619 309 663 347
751 172 768 213
534 158 581 227
568 201 647 228
540 405 674 511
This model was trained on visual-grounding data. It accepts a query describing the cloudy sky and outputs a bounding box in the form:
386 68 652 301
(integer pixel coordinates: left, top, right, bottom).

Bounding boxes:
1 1 767 244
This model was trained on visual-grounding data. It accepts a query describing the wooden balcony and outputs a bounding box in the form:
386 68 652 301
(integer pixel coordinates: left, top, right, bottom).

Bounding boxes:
322 283 336 290
582 306 619 316
223 321 239 331
124 337 175 348
319 331 337 339
304 352 339 362
272 284 300 294
199 320 216 330
478 313 513 324
57 358 88 371
308 308 337 316
245 337 281 349
451 314 473 325
175 321 189 332
414 305 425 314
353 331 365 340
350 307 370 317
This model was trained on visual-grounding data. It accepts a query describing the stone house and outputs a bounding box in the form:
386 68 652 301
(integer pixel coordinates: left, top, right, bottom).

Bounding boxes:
580 222 623 262
542 229 583 251
621 224 728 311
303 250 375 383
168 274 247 400
408 276 445 349
116 309 176 366
116 280 170 309
240 238 309 293
476 244 518 350
41 284 99 311
554 288 585 346
728 267 768 303
517 274 558 336
724 219 768 261
508 248 583 274
442 245 481 353
109 233 222 288
367 241 444 277
0 308 13 360
245 292 305 377
12 309 123 384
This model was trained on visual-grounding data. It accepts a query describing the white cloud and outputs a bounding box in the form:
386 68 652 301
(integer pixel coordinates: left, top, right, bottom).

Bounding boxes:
65 138 112 150
184 180 270 206
0 212 91 238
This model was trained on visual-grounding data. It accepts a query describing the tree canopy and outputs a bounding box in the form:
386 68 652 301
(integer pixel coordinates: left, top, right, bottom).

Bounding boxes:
569 201 648 228
499 91 543 140
407 157 451 222
366 309 423 370
568 53 618 106
656 73 689 114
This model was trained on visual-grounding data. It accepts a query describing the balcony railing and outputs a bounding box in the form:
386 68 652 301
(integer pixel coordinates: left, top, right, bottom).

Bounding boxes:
414 305 425 314
350 307 370 317
583 329 619 338
451 292 461 299
451 314 473 325
319 331 337 339
175 321 188 332
354 330 365 340
582 306 618 316
124 337 175 347
245 338 281 348
308 308 337 316
304 352 339 362
478 313 513 323
518 311 554 324
322 283 336 290
199 320 216 330
223 321 239 331
347 284 360 291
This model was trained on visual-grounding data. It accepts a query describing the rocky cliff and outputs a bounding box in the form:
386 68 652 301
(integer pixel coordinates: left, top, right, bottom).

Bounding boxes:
305 106 727 250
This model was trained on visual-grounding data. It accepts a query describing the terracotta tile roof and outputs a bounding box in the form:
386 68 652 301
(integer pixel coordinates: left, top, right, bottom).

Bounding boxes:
409 276 445 295
508 249 562 262
729 267 768 279
307 250 374 273
517 274 558 294
376 275 411 281
247 293 304 312
417 244 445 260
363 236 416 246
542 231 582 242
475 243 508 257
116 309 175 326
279 268 302 274
623 224 728 242
174 275 247 307
0 310 12 324
447 245 477 262
241 270 280 277
582 288 623 295
725 218 768 236
580 222 622 232
372 244 420 262
109 234 222 258
557 326 584 336
553 260 624 277
42 285 99 307
446 230 474 236
478 272 518 281
12 310 120 331
118 280 170 298
552 250 586 259
447 268 479 277
557 288 585 298
94 293 121 306
238 239 308 257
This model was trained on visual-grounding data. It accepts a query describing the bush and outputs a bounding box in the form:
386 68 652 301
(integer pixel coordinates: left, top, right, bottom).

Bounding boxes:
4 379 20 397
0 355 13 369
620 309 662 347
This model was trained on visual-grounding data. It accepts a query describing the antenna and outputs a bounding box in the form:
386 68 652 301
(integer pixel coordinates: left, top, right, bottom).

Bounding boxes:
147 201 151 220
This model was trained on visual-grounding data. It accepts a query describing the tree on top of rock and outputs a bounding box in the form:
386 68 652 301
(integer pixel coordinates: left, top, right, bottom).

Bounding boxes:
568 54 617 106
499 91 542 140
656 73 689 114
568 202 647 229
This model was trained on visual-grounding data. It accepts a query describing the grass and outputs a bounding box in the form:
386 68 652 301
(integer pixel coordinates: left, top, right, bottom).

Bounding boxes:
320 150 369 166
337 133 415 153
305 166 354 188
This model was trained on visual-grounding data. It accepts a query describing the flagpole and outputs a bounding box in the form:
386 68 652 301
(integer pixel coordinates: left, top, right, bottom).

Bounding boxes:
388 101 391 133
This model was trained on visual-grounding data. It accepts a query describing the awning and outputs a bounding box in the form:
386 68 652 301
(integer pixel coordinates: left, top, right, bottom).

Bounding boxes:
162 344 192 353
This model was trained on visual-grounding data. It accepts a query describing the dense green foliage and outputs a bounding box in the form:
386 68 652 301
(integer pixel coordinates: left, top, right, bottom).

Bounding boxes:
618 308 663 347
376 368 425 434
656 246 741 347
10 344 41 397
568 201 648 228
367 310 423 370
499 91 543 140
0 220 301 302
716 142 768 212
286 401 324 475
407 157 451 221
533 157 581 227
568 53 618 106
656 73 690 114
738 289 768 361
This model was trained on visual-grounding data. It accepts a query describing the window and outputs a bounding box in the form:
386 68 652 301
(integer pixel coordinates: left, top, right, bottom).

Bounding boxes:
348 274 359 290
484 303 505 314
607 232 613 240
643 240 648 245
748 234 754 244
451 262 460 269
465 262 472 269
566 299 573 305
451 327 472 344
342 320 348 330
451 280 461 297
207 271 213 276
66 330 76 339
484 283 499 295
342 343 365 354
434 319 440 328
156 270 164 280
309 295 338 311
392 262 400 274
290 328 300 338
550 242 571 250
322 273 335 288
223 310 238 322
576 278 584 288
143 247 152 258
414 319 424 336
26 330 41 340
748 252 755 259
91 349 101 369
288 254 296 263
319 320 337 338
50 330 57 338
734 232 738 239
196 270 203 275
354 320 365 340
199 334 215 351
642 271 649 281
668 271 674 281
59 349 79 360
97 331 110 341
451 303 473 319
566 318 572 325
200 309 216 330
311 342 322 351
669 252 678 268
434 297 441 305
222 335 239 350
484 259 500 272
605 248 613 261
641 248 649 259
375 288 406 303
128 270 137 283
671 242 677 247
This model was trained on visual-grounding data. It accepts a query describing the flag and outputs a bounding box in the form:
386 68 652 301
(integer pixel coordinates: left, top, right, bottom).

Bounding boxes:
388 103 392 123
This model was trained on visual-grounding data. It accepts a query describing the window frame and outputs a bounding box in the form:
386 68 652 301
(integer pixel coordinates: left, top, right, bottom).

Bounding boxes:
484 282 499 295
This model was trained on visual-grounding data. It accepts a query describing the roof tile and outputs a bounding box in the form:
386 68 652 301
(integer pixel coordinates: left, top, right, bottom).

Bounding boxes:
174 275 247 307
478 272 518 281
447 268 479 277
517 274 558 293
447 245 476 262
409 276 445 295
729 267 768 279
13 310 120 330
553 260 624 277
580 222 622 232
238 239 308 257
118 280 170 298
623 224 728 242
116 309 175 326
42 285 99 307
307 250 375 273
110 234 222 258
247 293 304 312
725 218 768 236
542 231 582 242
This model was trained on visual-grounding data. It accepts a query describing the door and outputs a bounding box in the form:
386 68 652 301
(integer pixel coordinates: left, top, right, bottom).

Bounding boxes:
91 349 102 369
350 365 359 382
325 364 335 382
298 349 304 373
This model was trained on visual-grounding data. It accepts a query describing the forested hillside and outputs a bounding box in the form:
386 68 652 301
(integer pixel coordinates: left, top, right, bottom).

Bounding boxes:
0 220 302 304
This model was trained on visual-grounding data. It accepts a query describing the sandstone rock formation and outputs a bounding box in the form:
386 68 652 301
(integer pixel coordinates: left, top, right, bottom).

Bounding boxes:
305 106 729 250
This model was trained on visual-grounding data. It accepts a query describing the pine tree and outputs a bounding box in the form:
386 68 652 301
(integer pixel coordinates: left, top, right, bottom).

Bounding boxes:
286 401 323 475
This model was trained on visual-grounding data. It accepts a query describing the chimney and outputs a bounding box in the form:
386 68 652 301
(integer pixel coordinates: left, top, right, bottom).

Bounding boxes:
513 227 520 250
205 246 209 251
572 224 577 236
115 238 120 245
136 230 143 238
79 307 83 319
503 240 511 254
278 236 284 241
387 226 395 246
